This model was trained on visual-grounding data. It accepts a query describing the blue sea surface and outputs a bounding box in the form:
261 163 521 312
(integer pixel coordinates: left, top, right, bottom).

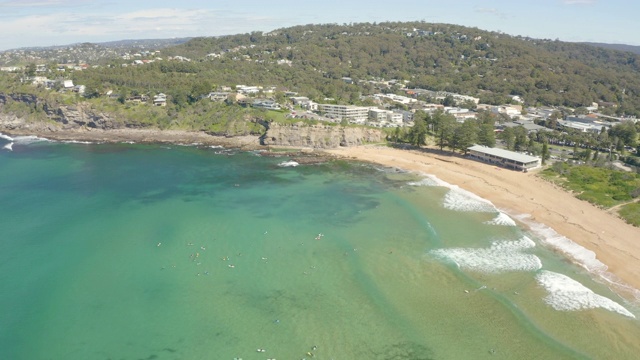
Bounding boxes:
1 137 639 359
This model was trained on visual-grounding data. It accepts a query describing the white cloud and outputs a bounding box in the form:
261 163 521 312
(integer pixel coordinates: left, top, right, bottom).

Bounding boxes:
562 0 596 4
475 7 509 20
0 7 283 49
0 0 91 8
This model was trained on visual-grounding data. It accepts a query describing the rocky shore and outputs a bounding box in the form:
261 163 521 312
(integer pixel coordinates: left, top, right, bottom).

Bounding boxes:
0 93 384 150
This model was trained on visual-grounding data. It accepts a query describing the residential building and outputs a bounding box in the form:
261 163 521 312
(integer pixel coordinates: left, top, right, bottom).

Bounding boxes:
318 104 369 123
153 93 167 107
207 92 230 101
369 108 403 124
252 99 281 110
290 96 310 105
393 109 414 123
236 85 260 95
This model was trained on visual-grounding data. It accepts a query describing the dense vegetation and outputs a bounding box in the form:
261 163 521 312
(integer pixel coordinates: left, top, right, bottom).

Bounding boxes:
22 21 630 116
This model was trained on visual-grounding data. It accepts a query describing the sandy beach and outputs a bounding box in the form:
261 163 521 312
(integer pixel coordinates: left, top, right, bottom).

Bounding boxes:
326 145 640 300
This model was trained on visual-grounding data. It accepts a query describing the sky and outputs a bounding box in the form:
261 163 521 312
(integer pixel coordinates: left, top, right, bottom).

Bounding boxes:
0 0 638 51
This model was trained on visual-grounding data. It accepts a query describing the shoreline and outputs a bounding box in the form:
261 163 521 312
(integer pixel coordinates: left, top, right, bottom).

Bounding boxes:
4 127 640 301
325 145 640 302
0 127 264 150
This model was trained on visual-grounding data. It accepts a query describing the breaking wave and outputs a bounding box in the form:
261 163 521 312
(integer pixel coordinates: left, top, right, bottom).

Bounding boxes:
12 135 49 145
536 270 635 318
430 237 542 273
443 189 496 213
278 160 299 167
484 212 517 226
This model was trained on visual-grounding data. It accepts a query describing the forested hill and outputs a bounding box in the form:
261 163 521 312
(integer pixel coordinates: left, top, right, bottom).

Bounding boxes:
580 42 640 55
7 21 638 116
154 22 640 114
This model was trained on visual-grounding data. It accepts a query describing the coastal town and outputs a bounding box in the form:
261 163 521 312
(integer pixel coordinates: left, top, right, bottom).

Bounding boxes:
3 53 636 133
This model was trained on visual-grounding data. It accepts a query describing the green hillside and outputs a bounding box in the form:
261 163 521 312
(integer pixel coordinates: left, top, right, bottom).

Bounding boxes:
3 21 640 116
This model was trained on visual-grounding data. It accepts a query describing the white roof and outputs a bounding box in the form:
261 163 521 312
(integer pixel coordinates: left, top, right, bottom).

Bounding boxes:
468 145 539 164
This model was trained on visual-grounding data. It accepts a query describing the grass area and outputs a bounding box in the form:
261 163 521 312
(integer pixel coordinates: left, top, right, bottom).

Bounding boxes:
541 163 640 226
619 202 640 227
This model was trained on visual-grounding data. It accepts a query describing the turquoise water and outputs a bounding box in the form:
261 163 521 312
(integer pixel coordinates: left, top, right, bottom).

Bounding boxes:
1 137 640 360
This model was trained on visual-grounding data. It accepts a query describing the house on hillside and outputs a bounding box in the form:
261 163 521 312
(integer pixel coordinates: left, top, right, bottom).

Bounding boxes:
207 92 230 102
125 94 149 104
153 93 167 107
252 99 281 110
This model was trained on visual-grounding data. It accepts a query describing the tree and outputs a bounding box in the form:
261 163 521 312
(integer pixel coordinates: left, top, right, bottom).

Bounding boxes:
452 119 478 154
513 126 528 151
477 122 496 147
435 114 456 150
442 94 456 107
541 142 549 165
408 116 428 146
609 121 638 148
24 63 36 78
500 127 516 150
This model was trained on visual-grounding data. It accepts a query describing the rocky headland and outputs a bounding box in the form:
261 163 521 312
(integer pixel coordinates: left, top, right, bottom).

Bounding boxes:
0 93 384 150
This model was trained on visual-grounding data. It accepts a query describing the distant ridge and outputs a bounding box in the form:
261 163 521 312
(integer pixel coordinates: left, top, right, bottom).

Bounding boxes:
6 37 193 52
580 42 640 55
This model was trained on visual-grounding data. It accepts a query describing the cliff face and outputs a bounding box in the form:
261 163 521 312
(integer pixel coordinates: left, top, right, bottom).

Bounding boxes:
0 93 121 131
1 93 385 148
262 122 384 148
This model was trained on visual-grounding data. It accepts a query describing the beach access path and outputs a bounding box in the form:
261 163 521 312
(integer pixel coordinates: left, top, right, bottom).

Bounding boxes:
326 145 640 300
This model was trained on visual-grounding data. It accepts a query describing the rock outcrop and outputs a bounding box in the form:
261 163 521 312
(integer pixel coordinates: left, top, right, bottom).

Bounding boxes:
0 93 121 131
262 121 384 148
1 93 385 148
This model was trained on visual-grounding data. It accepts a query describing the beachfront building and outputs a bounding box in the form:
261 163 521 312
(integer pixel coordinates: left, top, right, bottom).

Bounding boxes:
467 145 541 171
318 104 369 124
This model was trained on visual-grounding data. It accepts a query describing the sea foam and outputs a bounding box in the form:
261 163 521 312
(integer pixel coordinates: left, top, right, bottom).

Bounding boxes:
430 237 542 273
407 173 497 212
515 214 607 274
2 142 13 151
278 160 299 167
484 212 517 226
407 177 440 187
0 133 14 142
536 270 635 318
443 189 496 213
12 135 49 145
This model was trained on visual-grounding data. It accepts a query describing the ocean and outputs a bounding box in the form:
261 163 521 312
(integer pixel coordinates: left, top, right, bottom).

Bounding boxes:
1 135 639 360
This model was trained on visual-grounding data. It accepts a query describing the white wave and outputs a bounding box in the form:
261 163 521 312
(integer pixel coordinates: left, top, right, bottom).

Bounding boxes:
408 177 439 186
517 214 640 301
278 160 299 167
430 237 542 273
443 189 496 213
515 214 607 274
0 133 14 141
209 145 224 149
484 212 517 226
62 140 94 144
536 270 635 318
2 142 13 151
177 142 202 146
12 135 49 145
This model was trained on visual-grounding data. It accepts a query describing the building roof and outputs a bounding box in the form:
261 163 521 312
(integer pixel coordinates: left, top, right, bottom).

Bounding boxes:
468 145 540 164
